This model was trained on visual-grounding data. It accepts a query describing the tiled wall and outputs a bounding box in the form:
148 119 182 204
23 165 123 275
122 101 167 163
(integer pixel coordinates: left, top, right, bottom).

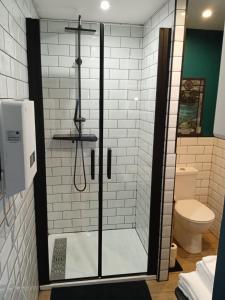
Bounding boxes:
208 138 225 238
158 0 187 280
41 20 101 234
136 0 176 253
0 0 39 299
0 188 38 300
102 24 143 231
40 21 143 234
176 137 214 203
40 0 187 281
176 137 225 240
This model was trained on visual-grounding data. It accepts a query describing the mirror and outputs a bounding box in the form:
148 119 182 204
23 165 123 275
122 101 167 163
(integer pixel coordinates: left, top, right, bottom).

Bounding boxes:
177 0 225 137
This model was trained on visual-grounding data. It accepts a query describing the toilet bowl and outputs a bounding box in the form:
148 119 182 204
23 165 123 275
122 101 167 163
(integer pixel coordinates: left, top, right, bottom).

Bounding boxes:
173 166 215 254
173 199 215 253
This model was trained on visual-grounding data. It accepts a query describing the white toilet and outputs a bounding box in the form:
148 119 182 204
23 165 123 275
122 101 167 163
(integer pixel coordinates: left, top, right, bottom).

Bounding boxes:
173 166 215 254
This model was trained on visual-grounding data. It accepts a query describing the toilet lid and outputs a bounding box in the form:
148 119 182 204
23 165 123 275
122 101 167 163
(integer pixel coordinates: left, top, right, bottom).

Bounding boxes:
175 199 215 223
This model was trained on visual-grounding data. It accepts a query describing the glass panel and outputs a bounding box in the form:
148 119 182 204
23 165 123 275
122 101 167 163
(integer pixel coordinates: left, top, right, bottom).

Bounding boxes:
102 23 150 276
40 19 100 280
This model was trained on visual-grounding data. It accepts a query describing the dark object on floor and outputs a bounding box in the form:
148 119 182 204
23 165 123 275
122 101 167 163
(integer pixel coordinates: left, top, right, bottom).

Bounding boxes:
169 260 183 272
175 287 189 300
51 281 152 300
50 238 67 280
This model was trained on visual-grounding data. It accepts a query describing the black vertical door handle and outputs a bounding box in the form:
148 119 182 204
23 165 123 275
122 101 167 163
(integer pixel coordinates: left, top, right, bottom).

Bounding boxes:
107 148 112 180
91 149 95 180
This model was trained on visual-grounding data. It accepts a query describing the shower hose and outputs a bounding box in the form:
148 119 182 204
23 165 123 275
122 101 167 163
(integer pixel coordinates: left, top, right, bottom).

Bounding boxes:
73 101 87 192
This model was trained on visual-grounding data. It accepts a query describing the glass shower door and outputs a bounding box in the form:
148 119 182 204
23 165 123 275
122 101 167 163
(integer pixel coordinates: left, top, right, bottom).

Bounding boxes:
43 17 171 280
101 23 150 276
64 20 100 280
42 19 101 280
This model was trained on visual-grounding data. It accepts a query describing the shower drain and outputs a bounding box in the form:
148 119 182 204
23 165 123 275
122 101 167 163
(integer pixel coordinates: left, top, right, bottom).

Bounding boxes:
51 238 67 280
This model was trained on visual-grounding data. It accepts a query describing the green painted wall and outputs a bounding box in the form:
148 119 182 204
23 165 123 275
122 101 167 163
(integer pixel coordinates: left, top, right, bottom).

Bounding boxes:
182 29 223 136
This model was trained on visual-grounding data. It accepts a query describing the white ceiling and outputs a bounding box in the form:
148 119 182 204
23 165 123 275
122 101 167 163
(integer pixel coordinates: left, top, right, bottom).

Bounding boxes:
33 0 167 24
187 0 225 30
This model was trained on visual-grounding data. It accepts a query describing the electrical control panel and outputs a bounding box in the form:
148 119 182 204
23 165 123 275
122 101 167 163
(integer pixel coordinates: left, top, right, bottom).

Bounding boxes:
0 100 37 196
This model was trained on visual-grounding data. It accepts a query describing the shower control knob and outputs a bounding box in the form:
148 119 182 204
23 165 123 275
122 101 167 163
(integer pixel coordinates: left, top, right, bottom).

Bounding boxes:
75 57 82 66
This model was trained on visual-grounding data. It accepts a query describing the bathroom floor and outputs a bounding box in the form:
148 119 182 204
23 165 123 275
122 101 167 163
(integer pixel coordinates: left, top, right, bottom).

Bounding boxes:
148 232 218 299
48 229 148 280
40 232 218 300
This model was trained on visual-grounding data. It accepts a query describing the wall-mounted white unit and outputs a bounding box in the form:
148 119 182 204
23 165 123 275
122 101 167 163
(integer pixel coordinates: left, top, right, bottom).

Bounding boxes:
0 100 37 196
214 23 225 139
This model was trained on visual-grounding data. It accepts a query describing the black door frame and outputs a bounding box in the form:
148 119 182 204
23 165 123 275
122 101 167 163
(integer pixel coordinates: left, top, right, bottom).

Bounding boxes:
26 18 49 285
147 28 172 278
98 22 104 278
26 18 172 285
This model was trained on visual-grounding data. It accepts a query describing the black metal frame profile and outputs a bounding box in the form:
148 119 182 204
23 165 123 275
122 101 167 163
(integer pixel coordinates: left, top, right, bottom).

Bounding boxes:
26 18 172 285
26 18 49 285
147 28 172 277
98 22 104 278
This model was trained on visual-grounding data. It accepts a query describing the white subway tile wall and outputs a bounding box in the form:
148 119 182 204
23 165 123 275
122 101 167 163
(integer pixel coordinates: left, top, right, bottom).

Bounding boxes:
0 0 39 299
41 21 143 234
102 23 142 231
42 21 101 234
158 0 187 280
136 0 178 255
41 0 185 280
208 138 225 238
176 137 214 203
176 137 225 240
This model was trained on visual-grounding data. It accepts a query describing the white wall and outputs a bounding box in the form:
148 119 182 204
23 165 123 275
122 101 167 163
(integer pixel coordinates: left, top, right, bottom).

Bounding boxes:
158 0 187 280
136 0 176 253
176 137 214 203
176 136 225 239
208 138 225 238
0 0 39 299
40 0 187 281
40 21 143 234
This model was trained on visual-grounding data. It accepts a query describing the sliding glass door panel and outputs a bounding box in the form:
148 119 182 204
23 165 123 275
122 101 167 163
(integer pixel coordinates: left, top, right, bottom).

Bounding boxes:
101 23 150 276
41 19 101 280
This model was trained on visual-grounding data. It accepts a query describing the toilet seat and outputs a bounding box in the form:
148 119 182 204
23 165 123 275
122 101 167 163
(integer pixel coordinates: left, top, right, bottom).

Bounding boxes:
175 199 215 223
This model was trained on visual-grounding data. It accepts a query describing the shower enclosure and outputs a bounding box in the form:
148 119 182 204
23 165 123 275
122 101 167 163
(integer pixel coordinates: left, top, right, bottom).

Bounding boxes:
43 19 151 280
26 5 174 283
